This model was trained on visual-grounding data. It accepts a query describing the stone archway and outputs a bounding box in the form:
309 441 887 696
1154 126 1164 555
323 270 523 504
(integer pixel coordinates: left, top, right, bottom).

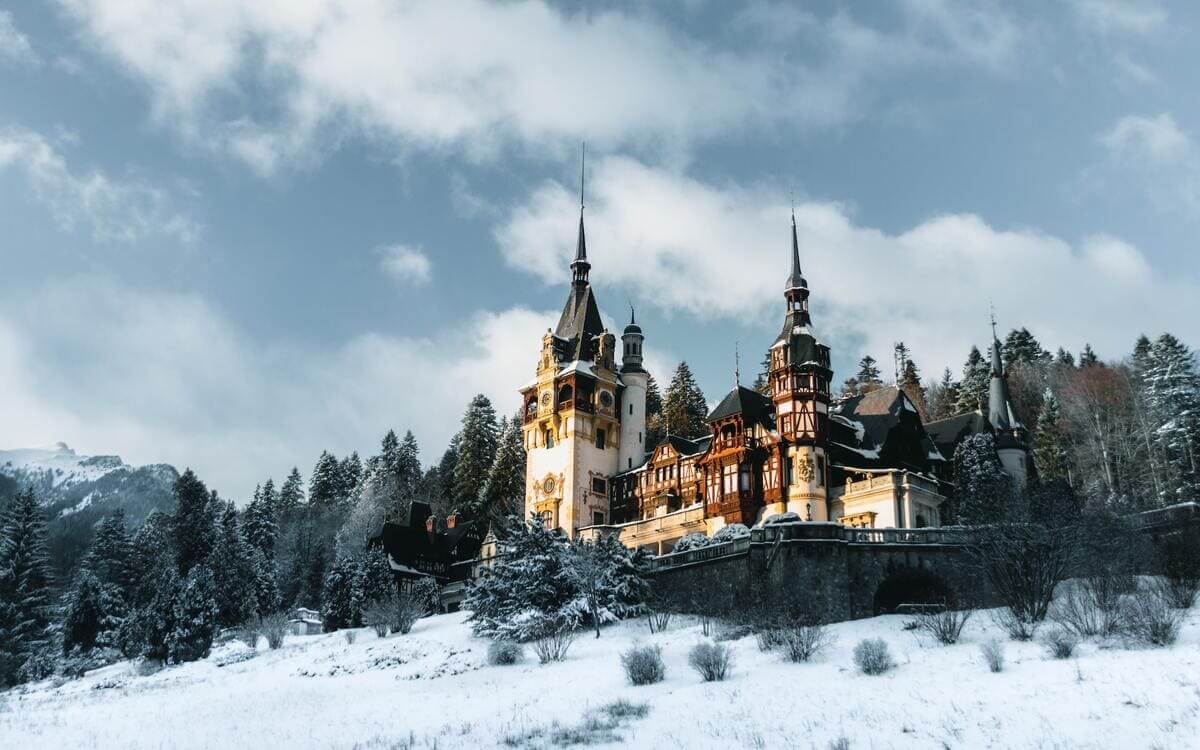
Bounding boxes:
872 566 952 615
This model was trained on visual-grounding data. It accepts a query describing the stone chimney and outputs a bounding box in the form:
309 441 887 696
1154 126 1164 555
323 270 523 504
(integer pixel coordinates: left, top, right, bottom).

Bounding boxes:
446 512 458 529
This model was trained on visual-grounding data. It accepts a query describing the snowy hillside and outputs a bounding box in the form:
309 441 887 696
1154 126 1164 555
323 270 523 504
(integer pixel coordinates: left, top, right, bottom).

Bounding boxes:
4 607 1198 749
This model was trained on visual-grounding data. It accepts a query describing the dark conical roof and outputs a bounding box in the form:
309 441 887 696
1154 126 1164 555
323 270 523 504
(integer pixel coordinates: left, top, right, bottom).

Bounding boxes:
707 385 773 424
786 212 807 291
623 305 641 335
988 335 1017 432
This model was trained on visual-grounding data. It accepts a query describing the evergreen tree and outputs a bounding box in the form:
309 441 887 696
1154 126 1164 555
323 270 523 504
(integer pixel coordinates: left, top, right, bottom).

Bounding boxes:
320 556 364 631
308 451 342 508
167 566 219 663
662 361 709 439
955 346 991 413
1142 333 1200 500
1055 347 1075 369
567 534 649 637
953 433 1013 524
242 493 278 560
172 469 215 575
0 489 54 685
854 355 883 393
277 467 305 516
369 429 423 521
359 546 396 606
338 452 364 504
87 510 134 599
895 345 928 419
435 439 459 516
300 542 329 610
752 351 772 395
644 373 665 448
479 414 527 522
465 515 581 641
259 478 277 518
62 567 124 654
1003 328 1050 368
210 503 256 629
127 510 175 608
133 565 180 663
928 367 961 420
452 394 500 515
247 547 280 617
1033 388 1068 483
1079 344 1100 367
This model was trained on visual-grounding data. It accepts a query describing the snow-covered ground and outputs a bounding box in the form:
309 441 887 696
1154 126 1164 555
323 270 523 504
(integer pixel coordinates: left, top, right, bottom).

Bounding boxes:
3 607 1199 749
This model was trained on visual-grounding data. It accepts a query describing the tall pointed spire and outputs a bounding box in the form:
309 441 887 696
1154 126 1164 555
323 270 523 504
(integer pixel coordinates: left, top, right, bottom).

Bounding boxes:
570 142 590 287
786 202 806 292
988 311 1014 431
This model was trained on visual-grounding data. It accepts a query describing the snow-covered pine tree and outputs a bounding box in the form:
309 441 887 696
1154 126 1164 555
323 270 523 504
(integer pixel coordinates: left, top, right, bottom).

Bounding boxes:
394 431 422 510
567 533 650 637
129 564 180 663
955 346 991 413
248 546 279 617
359 545 396 606
308 451 342 508
277 467 305 516
479 413 526 522
453 394 500 515
338 452 364 505
897 348 928 420
953 433 1013 524
753 351 771 395
210 503 256 629
1033 388 1068 483
242 493 279 560
0 488 55 686
465 515 580 641
172 469 215 575
435 438 459 516
127 510 175 607
1143 333 1200 501
662 361 708 439
62 566 125 654
87 509 134 600
320 555 365 631
928 367 961 420
167 566 219 663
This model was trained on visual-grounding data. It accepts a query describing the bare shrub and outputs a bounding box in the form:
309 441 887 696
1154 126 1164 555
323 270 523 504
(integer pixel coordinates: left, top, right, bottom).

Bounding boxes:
261 613 288 650
598 699 649 721
531 627 575 664
1122 582 1185 646
362 601 391 638
980 639 1005 673
487 640 523 666
971 522 1076 626
234 619 260 649
779 623 834 663
1159 575 1199 610
853 638 894 676
620 644 665 685
688 641 732 681
647 609 673 634
755 627 788 652
342 629 357 645
991 607 1038 641
913 606 973 645
829 738 851 750
1051 577 1123 637
1043 628 1078 659
390 593 423 635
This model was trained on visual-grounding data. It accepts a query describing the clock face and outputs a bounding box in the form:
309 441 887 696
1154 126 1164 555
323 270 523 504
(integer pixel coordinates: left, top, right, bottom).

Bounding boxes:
542 477 556 494
599 391 613 408
541 392 551 406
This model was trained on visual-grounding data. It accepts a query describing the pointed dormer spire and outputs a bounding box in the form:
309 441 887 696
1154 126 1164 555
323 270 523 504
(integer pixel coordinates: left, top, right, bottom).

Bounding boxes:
988 312 1014 431
786 203 806 293
570 142 590 287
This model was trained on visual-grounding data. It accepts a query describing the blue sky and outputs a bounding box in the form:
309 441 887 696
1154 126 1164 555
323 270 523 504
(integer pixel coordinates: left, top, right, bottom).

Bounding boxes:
3 0 1200 500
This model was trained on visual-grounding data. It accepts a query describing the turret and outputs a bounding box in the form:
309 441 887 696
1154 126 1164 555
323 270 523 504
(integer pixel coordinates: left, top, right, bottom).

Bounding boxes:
988 322 1031 486
619 307 648 472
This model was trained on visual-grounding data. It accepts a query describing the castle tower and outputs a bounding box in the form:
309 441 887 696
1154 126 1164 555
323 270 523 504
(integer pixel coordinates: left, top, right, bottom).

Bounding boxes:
618 307 648 472
988 324 1032 487
768 211 833 520
519 174 623 538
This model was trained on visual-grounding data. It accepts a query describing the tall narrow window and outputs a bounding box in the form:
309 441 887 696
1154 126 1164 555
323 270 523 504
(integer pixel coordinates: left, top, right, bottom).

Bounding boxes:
596 429 606 449
544 429 554 449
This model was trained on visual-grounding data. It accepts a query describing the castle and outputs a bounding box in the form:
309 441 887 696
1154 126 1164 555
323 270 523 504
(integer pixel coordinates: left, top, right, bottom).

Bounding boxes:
520 204 1033 554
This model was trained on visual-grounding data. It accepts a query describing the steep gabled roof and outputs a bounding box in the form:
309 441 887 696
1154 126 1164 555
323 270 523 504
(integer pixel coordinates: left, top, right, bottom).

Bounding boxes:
707 385 774 425
829 386 943 472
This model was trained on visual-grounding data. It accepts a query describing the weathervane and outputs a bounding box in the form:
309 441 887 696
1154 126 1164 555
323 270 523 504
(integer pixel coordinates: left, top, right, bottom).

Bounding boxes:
735 341 741 387
580 141 586 211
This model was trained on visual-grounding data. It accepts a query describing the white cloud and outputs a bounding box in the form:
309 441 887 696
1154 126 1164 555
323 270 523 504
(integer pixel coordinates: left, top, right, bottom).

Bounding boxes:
1071 0 1167 36
1099 113 1190 161
497 155 1198 376
377 244 432 285
0 11 37 65
0 276 554 500
58 0 1022 174
0 126 199 244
